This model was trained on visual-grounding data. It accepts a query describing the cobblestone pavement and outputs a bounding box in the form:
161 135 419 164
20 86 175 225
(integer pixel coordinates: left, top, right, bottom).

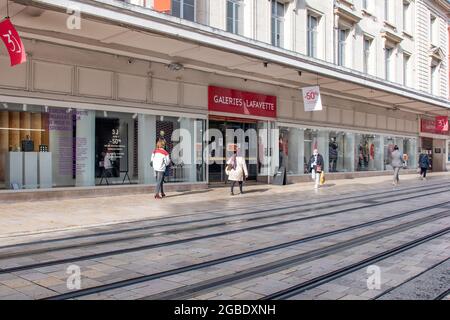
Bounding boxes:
0 173 449 300
376 258 450 300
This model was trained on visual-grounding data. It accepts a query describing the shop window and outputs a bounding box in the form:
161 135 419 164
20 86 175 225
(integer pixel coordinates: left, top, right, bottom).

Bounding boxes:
304 129 329 173
384 136 416 170
0 102 206 190
355 134 382 171
278 127 303 175
329 131 355 172
447 142 450 162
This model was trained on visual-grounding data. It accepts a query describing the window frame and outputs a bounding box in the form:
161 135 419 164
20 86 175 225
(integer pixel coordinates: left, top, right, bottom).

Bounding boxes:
403 53 410 87
402 1 410 33
385 46 394 81
307 14 319 58
226 0 243 35
171 0 196 22
430 14 437 45
430 63 440 95
363 36 372 74
271 0 285 48
337 28 347 67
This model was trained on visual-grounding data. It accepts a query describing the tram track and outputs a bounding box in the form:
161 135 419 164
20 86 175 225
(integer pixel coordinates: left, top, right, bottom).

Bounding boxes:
1 181 449 264
0 184 449 273
1 179 448 251
42 206 450 299
434 289 450 300
261 228 450 300
372 257 450 300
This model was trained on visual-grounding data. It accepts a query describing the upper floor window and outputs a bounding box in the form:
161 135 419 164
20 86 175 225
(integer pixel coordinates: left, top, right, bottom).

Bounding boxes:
226 0 243 35
307 14 319 58
385 46 394 81
384 0 394 23
430 15 437 45
363 37 372 74
403 53 410 86
337 28 347 66
362 0 368 10
172 0 195 22
430 63 439 95
384 0 389 21
271 0 285 48
403 1 411 33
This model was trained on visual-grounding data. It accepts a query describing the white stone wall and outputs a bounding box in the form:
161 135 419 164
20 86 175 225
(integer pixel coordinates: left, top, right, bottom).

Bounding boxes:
203 0 449 98
0 38 418 136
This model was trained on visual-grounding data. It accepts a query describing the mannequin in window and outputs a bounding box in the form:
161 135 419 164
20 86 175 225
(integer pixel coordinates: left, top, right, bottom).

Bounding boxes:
329 137 338 172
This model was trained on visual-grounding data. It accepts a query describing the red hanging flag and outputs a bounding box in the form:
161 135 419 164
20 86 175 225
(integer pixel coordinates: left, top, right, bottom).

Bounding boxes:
154 0 171 13
0 18 26 66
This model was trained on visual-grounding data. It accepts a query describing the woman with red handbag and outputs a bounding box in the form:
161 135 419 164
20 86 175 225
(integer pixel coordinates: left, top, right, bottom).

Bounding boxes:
307 149 324 189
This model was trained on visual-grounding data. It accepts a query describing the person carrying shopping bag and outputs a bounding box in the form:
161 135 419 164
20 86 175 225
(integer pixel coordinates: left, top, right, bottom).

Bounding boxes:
307 149 324 189
225 148 248 196
151 139 170 199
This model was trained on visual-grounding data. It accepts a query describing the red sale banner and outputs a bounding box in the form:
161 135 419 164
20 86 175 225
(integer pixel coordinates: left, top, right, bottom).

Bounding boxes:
0 18 26 66
435 116 449 133
421 118 450 134
208 86 277 118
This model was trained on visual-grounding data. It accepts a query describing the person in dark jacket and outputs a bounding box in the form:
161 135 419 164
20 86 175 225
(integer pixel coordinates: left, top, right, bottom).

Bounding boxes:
418 150 430 180
307 149 324 189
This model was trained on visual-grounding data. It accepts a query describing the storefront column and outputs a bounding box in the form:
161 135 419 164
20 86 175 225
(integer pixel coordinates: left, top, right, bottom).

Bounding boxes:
138 114 156 184
317 131 329 173
75 110 95 187
0 111 9 184
288 128 304 175
344 133 355 172
410 139 417 169
271 126 279 175
180 118 196 182
374 135 384 171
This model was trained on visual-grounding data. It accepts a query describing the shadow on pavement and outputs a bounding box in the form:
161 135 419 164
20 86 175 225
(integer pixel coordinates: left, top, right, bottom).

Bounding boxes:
164 189 213 198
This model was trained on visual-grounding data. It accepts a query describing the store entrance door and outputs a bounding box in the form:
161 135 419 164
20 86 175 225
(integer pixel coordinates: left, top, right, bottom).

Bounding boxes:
208 118 258 183
421 137 433 170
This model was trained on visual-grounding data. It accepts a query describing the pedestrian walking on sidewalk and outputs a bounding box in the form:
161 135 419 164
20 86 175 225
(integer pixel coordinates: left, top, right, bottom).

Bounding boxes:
151 139 170 199
391 145 403 186
226 149 248 196
308 149 324 189
418 150 430 180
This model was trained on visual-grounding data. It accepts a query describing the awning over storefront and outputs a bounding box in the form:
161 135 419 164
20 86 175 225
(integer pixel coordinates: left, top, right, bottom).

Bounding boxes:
6 0 450 116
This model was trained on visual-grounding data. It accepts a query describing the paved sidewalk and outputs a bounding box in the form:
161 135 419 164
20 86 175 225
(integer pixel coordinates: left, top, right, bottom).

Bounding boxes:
0 172 449 237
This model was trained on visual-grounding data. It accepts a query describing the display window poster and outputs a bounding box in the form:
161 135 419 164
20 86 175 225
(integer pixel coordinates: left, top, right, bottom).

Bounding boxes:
95 118 128 178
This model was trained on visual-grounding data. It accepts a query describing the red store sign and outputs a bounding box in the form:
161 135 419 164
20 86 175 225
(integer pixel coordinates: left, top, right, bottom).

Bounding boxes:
421 117 449 134
208 86 277 118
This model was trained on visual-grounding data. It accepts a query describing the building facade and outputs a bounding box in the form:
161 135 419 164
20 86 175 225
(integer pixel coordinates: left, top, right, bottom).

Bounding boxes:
0 0 449 196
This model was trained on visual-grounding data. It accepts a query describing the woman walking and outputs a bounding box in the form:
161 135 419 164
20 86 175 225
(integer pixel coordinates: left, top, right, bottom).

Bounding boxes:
391 145 403 186
151 139 170 199
307 149 324 189
418 150 430 180
226 149 248 196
